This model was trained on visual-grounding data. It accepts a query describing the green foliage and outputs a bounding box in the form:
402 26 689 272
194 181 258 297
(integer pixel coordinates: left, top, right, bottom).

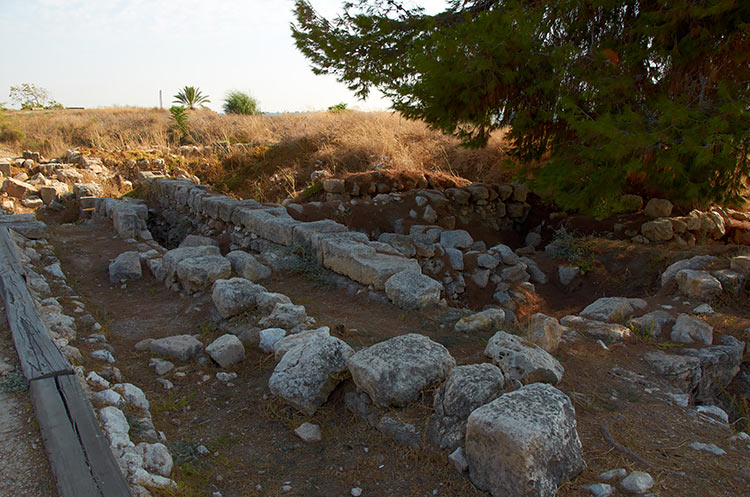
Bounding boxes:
292 0 750 213
223 90 259 115
173 86 210 110
327 102 348 113
302 180 324 197
170 105 190 143
544 226 594 273
9 83 61 109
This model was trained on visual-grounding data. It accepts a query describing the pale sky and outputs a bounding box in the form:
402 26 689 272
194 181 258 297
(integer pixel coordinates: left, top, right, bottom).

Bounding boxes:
0 0 448 113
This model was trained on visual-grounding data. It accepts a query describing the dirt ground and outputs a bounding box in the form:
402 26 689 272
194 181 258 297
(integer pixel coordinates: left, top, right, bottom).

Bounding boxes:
36 217 748 497
0 310 58 497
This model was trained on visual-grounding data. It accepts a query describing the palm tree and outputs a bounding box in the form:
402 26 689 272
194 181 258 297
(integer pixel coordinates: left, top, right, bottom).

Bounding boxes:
173 86 210 110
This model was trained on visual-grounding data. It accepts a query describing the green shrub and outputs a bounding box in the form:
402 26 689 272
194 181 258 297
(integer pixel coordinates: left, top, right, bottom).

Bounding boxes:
223 91 259 115
327 102 348 113
170 105 190 144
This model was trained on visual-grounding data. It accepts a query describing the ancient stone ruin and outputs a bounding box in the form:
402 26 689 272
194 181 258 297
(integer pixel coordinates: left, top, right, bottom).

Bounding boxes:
0 148 748 497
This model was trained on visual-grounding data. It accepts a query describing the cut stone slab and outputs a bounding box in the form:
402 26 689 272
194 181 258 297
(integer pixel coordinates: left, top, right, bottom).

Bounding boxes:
670 313 713 345
455 308 505 333
347 333 456 407
643 351 701 394
149 335 204 361
206 334 245 368
680 335 745 403
675 269 722 301
176 255 231 294
211 277 265 319
226 250 271 281
109 251 142 284
162 245 221 285
465 383 585 497
268 334 354 415
579 297 647 323
427 363 504 452
384 270 442 309
178 234 219 248
484 330 564 385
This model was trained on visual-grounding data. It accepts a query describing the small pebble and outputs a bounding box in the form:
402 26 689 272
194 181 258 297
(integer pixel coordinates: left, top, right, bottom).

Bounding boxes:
585 483 614 497
599 468 627 481
282 485 292 492
621 471 654 493
351 488 362 497
688 442 726 455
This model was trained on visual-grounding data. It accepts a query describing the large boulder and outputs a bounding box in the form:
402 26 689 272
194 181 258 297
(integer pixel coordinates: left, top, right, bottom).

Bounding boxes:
347 333 456 406
427 363 505 452
176 255 231 294
211 278 265 319
579 297 647 323
641 218 673 242
643 351 702 394
205 334 245 368
484 330 564 385
384 270 442 309
670 314 713 345
226 250 271 281
630 311 675 337
440 230 473 250
109 251 142 284
660 255 718 287
680 335 745 403
258 303 308 330
465 383 585 497
644 198 673 218
268 335 354 415
162 245 221 285
675 269 723 301
321 237 422 290
149 335 203 361
273 327 330 361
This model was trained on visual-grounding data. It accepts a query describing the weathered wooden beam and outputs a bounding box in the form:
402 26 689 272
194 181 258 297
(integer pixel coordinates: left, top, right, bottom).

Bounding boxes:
30 376 102 497
57 374 132 497
0 226 72 380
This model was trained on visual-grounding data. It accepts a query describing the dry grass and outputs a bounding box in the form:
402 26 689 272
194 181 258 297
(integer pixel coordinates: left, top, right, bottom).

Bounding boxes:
0 107 511 183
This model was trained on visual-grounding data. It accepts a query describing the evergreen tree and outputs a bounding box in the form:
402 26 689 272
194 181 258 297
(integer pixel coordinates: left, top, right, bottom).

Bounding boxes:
292 0 750 212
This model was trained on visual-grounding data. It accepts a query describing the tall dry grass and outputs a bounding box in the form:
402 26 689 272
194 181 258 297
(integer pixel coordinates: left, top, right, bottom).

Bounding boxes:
0 107 511 183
